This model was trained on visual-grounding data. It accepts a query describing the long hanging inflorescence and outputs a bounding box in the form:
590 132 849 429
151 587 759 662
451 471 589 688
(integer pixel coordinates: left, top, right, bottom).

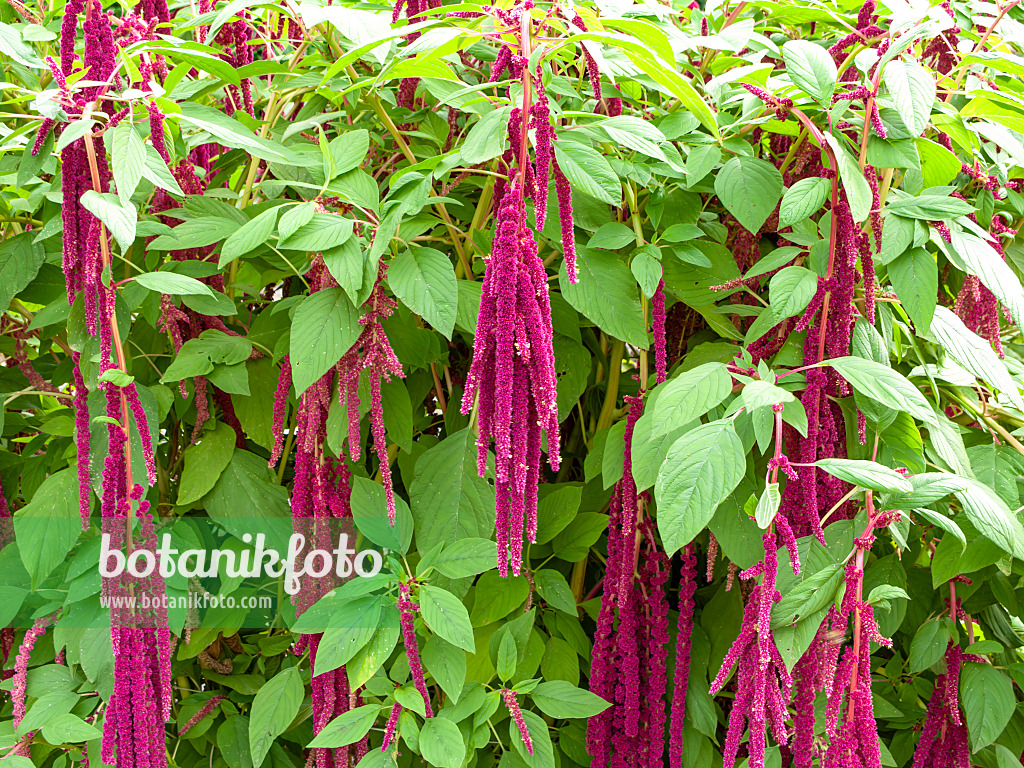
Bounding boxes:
462 2 583 577
911 641 970 768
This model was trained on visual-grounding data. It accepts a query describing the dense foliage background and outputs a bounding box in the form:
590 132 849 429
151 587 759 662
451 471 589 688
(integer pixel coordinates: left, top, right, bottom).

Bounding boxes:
2 0 1024 765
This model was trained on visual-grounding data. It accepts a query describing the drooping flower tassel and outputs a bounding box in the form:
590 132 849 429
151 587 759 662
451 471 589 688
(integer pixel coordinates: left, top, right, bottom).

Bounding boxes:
502 689 533 755
398 581 433 718
710 528 793 768
461 180 560 576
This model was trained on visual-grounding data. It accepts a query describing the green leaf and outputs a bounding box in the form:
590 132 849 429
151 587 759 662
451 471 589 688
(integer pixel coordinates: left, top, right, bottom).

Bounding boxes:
178 421 237 505
630 246 663 299
655 420 747 555
328 129 371 178
588 222 637 250
0 234 45 314
280 213 354 252
315 596 384 674
461 106 512 164
80 191 137 253
778 177 832 228
419 585 475 652
497 631 517 681
409 429 494 553
350 475 414 555
961 663 1014 751
14 469 82 587
907 619 949 673
279 202 316 240
945 229 1024 333
886 195 973 220
290 288 361 395
431 538 498 579
824 134 872 222
135 271 216 297
421 636 466 704
219 207 280 267
148 217 240 250
558 247 647 347
883 59 936 136
204 449 292 553
554 141 620 206
782 40 837 102
248 667 303 768
685 144 721 184
929 306 1024 412
389 247 457 339
650 363 731 437
534 569 577 615
40 713 101 744
55 119 96 153
714 156 783 234
955 479 1024 560
307 705 381 748
769 265 819 319
888 247 936 333
178 103 291 163
111 123 146 205
530 681 611 719
754 482 780 528
813 459 913 493
420 717 466 768
826 357 934 424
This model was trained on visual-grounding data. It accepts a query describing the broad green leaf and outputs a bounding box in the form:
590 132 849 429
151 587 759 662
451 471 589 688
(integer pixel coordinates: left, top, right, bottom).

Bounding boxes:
80 191 137 253
782 40 837 102
389 247 457 339
419 585 475 652
409 429 494 552
177 421 237 505
553 141 620 205
0 234 45 314
461 107 512 164
826 357 934 424
888 247 936 333
248 668 303 767
754 482 780 528
421 636 466 704
907 619 949 673
887 195 973 220
813 458 913 493
651 363 731 437
420 717 465 767
534 569 577 615
135 271 216 297
961 663 1014 751
530 681 610 719
111 123 146 205
656 420 746 555
307 705 381 748
431 538 498 579
930 306 1024 411
350 475 414 554
714 156 783 234
883 59 936 136
769 266 819 319
315 596 384 674
219 208 280 267
558 247 648 348
280 213 354 252
290 288 361 395
14 469 82 587
778 177 832 228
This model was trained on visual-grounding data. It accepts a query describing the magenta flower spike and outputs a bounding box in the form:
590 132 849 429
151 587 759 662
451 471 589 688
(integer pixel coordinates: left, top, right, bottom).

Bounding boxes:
381 701 402 751
502 688 533 755
398 581 434 718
